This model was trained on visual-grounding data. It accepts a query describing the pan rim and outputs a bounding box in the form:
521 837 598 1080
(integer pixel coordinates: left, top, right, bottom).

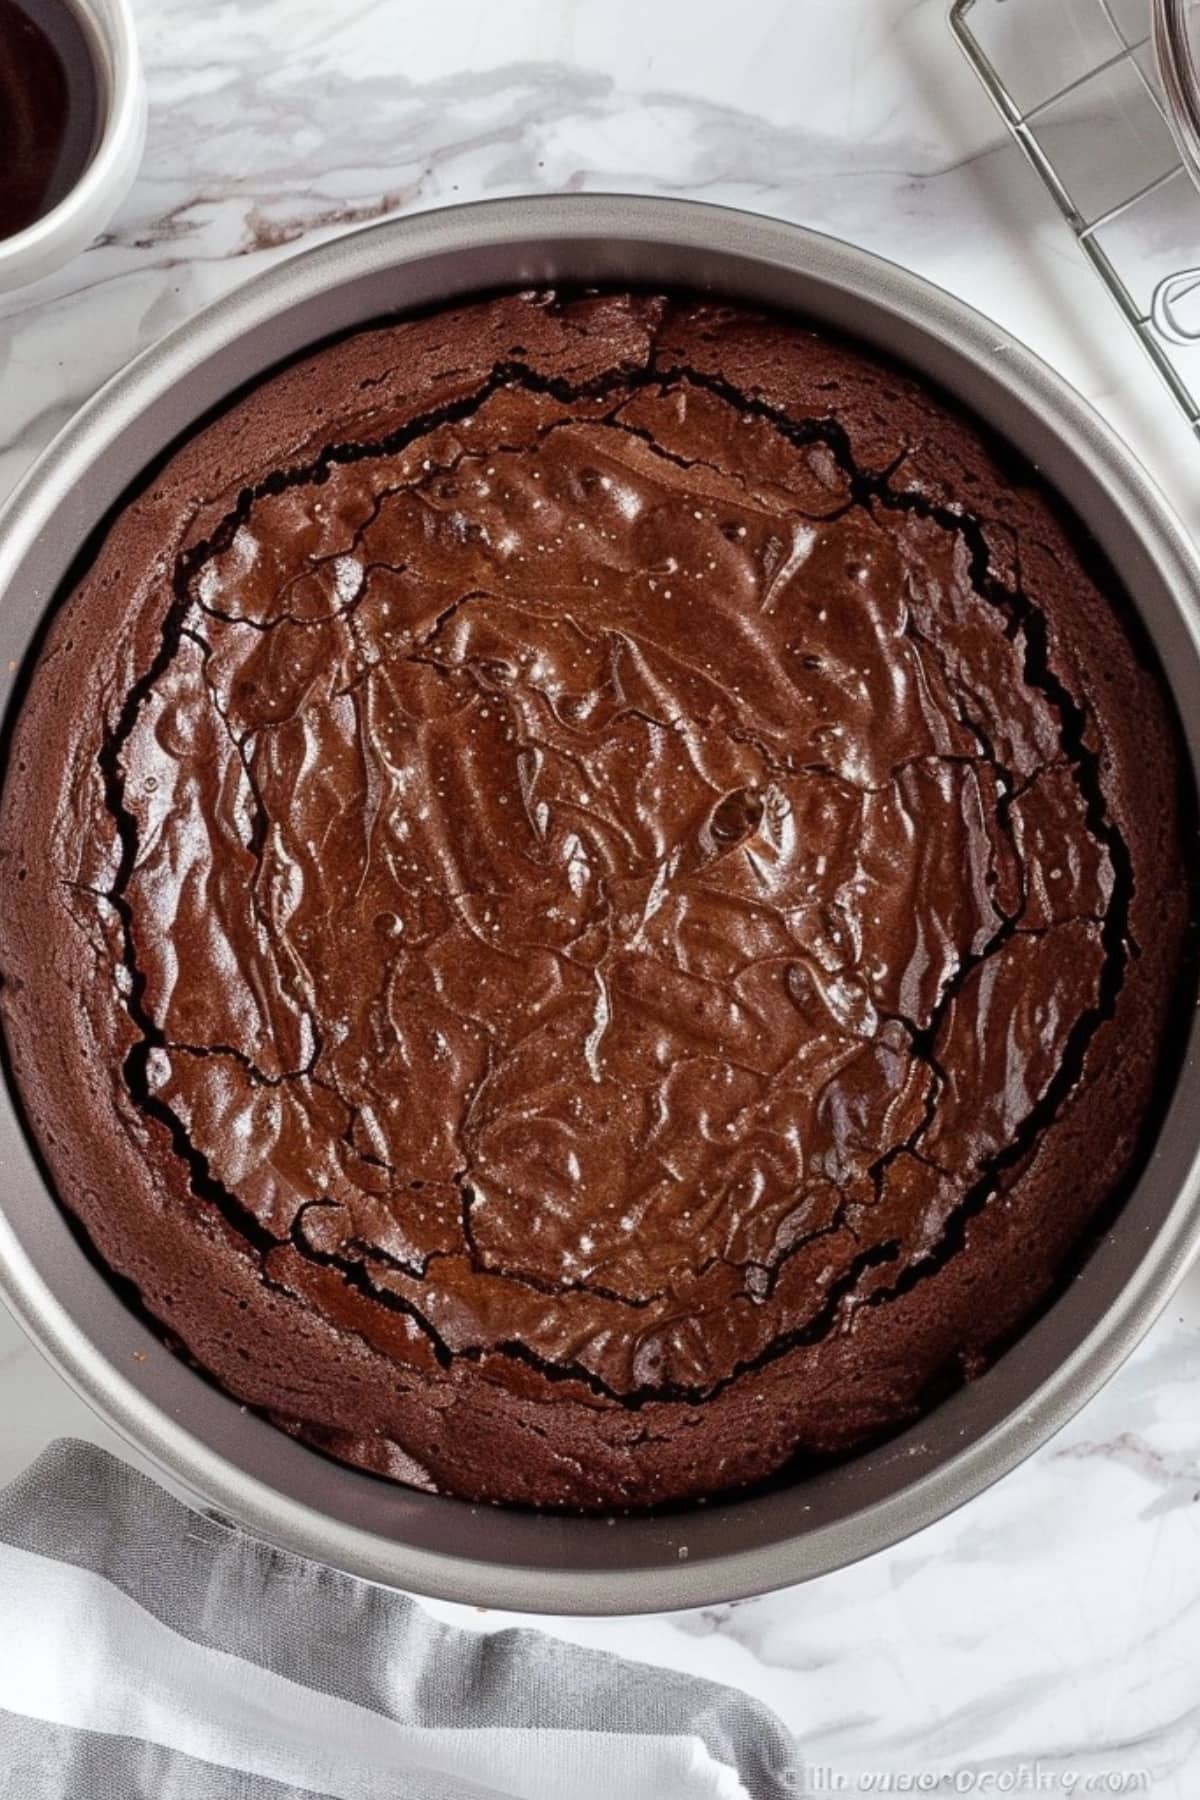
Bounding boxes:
1 193 1198 1614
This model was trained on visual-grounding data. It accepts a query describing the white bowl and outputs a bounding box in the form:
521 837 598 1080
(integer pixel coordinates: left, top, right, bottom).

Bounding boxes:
0 0 145 294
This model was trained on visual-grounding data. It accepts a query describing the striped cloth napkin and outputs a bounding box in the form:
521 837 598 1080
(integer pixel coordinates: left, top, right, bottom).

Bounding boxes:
0 1440 795 1799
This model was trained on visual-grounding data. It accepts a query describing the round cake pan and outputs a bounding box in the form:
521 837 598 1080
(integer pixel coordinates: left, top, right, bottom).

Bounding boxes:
1 196 1198 1614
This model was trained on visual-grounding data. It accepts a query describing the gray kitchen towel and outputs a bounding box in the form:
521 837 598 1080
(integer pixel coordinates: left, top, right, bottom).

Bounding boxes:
0 1440 796 1799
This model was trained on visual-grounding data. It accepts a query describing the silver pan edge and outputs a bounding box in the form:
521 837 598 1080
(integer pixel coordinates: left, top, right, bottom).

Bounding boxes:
0 194 1197 1614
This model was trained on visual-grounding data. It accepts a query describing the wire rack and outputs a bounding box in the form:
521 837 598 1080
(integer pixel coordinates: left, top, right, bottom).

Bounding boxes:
951 0 1200 434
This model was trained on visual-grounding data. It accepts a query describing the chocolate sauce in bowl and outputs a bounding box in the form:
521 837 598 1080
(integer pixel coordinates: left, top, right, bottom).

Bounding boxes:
0 0 101 241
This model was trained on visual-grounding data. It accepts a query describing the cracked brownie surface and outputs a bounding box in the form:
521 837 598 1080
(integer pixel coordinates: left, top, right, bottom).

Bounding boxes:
0 290 1189 1508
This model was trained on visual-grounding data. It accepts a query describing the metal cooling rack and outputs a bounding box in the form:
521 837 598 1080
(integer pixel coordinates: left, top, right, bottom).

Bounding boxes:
951 0 1200 434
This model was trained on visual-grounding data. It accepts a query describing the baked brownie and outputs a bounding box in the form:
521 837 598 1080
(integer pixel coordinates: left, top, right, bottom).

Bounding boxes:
0 291 1189 1508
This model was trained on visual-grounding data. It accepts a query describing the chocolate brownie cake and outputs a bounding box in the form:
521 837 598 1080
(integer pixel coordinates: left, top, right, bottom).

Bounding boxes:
0 292 1189 1509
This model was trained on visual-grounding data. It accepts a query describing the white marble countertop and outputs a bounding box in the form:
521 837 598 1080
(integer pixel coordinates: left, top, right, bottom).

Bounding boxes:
3 0 1200 1790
